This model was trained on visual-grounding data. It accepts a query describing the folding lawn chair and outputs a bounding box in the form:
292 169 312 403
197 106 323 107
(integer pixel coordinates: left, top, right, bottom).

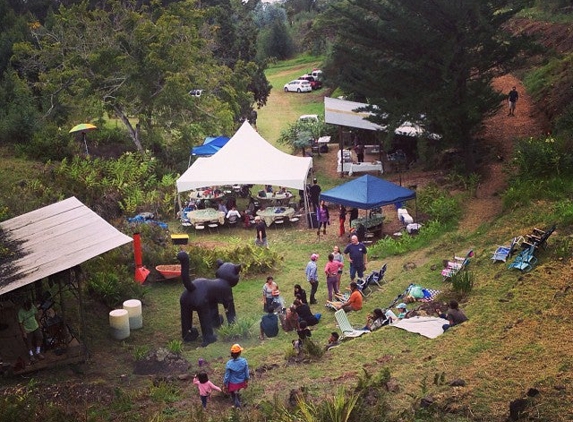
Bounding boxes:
334 309 371 340
442 250 473 281
369 263 387 288
491 237 523 263
508 244 538 272
356 277 372 297
523 224 556 251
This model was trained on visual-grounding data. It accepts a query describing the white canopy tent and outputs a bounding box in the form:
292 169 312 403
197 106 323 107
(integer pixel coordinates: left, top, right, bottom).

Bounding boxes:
176 121 314 193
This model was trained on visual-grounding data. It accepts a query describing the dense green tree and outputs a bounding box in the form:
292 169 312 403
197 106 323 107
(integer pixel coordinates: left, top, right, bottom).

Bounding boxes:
319 0 528 171
12 0 240 152
203 0 271 118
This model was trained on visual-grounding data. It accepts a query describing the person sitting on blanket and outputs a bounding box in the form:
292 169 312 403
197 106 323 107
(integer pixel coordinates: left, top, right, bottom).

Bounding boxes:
405 284 426 303
395 303 408 319
437 300 468 331
384 308 399 324
326 282 362 312
363 308 390 331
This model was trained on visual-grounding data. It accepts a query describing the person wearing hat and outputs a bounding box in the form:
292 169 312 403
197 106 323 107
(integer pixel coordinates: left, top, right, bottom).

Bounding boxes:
254 215 267 247
305 253 320 304
395 303 408 319
224 344 250 408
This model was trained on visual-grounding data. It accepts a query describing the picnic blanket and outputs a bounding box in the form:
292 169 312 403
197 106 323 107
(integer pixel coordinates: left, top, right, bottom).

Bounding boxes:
418 289 441 302
392 316 446 339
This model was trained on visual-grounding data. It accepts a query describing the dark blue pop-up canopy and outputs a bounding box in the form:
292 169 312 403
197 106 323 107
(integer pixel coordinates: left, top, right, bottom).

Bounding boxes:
320 174 415 209
191 136 230 157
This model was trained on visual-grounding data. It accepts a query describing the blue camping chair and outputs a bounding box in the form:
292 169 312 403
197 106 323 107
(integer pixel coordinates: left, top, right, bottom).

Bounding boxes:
492 237 523 263
508 244 538 272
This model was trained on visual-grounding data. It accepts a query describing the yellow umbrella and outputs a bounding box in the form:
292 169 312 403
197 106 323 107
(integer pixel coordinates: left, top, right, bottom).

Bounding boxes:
69 123 97 155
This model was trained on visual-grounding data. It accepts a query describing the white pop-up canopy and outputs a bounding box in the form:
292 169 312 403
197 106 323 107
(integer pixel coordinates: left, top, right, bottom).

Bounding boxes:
176 121 314 193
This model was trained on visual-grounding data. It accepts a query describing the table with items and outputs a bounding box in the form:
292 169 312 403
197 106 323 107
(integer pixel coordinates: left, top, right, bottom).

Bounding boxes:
350 213 384 230
256 192 293 206
186 209 226 225
256 207 296 226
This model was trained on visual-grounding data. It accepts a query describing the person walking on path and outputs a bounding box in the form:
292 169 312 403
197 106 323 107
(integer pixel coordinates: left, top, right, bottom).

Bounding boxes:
305 253 319 304
324 253 344 301
254 216 268 247
193 372 222 409
508 86 518 116
223 344 250 409
344 235 368 282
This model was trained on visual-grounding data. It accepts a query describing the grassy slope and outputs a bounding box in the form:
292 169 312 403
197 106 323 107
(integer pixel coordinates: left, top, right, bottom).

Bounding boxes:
1 56 572 421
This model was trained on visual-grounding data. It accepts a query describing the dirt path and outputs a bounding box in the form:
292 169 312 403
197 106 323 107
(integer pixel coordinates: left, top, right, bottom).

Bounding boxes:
458 74 549 232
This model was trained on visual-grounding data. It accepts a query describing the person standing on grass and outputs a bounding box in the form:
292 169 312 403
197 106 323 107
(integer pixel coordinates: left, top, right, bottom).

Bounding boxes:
344 235 367 282
332 245 344 293
317 200 330 236
324 253 344 301
339 205 347 237
18 299 44 364
193 372 222 409
224 344 250 409
305 253 319 304
508 86 518 116
309 178 321 213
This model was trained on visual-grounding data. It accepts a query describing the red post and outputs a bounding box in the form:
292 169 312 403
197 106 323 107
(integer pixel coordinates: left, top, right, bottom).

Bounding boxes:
133 233 150 284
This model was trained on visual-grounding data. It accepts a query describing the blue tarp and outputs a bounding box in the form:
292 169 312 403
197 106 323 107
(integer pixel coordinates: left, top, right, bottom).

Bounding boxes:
191 136 230 156
320 174 415 209
204 136 230 147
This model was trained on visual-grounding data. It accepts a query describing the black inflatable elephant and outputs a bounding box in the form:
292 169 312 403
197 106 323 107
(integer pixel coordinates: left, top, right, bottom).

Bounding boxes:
177 251 241 346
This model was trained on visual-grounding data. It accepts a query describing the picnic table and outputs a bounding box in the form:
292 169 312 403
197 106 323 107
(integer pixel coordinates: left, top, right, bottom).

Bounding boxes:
256 207 295 226
186 209 225 225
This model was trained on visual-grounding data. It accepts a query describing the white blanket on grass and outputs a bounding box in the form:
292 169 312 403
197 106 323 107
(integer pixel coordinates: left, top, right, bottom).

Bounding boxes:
392 316 446 339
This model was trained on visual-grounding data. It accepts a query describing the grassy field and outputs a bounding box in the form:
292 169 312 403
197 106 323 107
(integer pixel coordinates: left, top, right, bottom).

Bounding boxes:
1 56 572 422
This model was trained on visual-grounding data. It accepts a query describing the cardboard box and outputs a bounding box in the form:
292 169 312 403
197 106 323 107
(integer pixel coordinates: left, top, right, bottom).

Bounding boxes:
171 234 189 245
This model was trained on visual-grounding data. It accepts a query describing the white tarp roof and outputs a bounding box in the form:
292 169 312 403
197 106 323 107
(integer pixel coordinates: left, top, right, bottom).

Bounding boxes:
324 97 384 131
324 97 440 138
0 197 132 296
176 121 314 193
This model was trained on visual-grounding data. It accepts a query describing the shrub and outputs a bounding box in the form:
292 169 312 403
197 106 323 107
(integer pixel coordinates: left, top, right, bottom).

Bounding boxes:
166 339 183 354
216 316 258 341
417 183 462 224
86 269 148 308
450 269 474 295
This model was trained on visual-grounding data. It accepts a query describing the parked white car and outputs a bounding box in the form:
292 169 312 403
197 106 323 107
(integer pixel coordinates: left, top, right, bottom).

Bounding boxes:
283 80 312 93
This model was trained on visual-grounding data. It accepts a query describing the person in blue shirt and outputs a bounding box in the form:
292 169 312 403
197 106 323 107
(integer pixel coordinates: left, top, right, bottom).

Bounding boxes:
305 253 319 304
343 235 368 282
223 344 250 408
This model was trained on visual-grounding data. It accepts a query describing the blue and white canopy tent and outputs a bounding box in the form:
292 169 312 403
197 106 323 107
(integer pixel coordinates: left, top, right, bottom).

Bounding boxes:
188 135 231 166
320 174 415 210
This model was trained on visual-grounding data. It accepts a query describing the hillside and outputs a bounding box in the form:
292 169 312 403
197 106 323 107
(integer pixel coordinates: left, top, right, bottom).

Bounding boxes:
1 17 573 422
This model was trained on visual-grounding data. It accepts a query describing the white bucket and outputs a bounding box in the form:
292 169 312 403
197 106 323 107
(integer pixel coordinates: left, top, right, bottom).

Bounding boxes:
123 299 143 330
109 309 130 340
